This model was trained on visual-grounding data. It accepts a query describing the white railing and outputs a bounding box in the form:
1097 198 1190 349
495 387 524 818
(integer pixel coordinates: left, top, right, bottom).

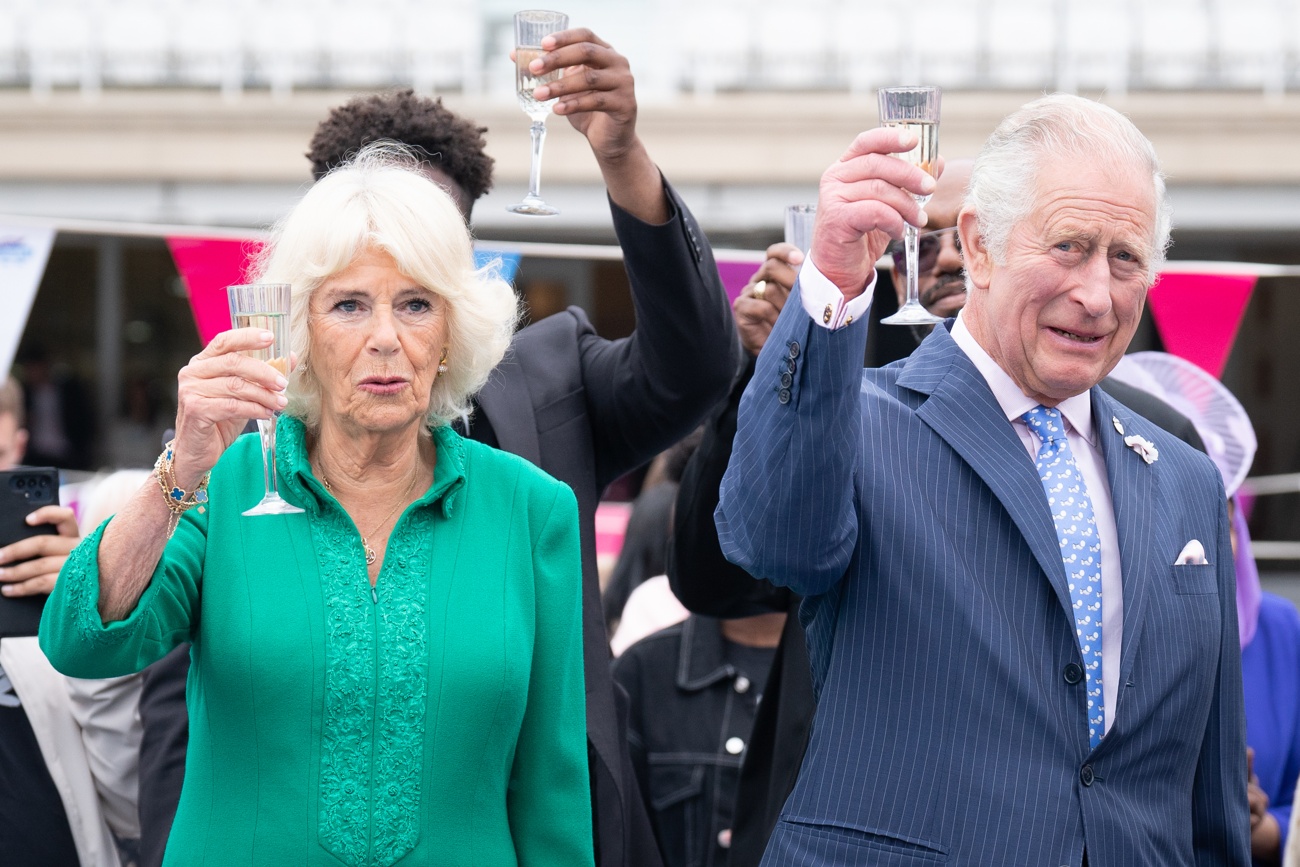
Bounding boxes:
0 0 1296 98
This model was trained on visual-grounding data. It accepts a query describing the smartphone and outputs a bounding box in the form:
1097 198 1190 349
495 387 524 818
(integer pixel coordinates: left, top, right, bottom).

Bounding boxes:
0 467 59 638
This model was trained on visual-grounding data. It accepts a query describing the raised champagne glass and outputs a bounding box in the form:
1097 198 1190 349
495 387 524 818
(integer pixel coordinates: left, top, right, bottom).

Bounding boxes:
508 10 569 217
878 86 943 326
227 283 303 516
785 204 817 255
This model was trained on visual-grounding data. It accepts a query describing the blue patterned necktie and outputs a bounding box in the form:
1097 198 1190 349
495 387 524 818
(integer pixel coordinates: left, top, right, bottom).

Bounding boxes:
1022 404 1105 748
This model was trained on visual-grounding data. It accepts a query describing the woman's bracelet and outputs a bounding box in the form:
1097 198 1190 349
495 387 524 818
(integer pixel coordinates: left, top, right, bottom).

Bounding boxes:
154 440 210 538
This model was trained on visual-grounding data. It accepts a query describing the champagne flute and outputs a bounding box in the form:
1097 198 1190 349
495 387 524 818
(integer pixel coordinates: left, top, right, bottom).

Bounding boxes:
227 283 303 516
785 204 817 255
507 10 569 217
878 86 943 326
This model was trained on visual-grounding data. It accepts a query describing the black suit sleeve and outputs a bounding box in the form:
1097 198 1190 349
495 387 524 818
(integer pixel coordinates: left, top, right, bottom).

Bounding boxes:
667 355 792 617
578 178 741 491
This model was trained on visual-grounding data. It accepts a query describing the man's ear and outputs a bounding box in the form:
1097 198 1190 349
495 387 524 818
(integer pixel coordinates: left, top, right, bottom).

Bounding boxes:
958 208 992 292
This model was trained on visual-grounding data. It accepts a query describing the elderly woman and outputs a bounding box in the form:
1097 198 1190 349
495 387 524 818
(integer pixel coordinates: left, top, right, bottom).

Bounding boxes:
39 147 593 866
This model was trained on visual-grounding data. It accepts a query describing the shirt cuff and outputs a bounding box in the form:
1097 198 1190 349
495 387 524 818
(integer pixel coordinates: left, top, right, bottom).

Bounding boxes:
798 256 875 330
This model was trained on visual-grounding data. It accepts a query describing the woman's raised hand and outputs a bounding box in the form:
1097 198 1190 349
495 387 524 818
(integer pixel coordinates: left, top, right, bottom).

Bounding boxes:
170 328 290 489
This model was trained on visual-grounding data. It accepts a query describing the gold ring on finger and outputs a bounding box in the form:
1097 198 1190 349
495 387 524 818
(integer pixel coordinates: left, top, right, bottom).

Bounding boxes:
752 280 766 300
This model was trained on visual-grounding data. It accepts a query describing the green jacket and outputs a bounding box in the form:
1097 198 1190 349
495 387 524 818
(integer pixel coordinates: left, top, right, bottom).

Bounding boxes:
41 418 593 867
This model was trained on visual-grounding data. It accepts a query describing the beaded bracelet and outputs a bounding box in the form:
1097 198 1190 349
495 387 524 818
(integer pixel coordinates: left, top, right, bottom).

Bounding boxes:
154 439 210 538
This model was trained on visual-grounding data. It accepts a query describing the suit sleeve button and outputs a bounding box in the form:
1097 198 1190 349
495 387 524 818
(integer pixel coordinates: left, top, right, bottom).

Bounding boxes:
1063 663 1083 684
780 372 793 388
1080 764 1095 786
787 341 800 358
777 388 792 405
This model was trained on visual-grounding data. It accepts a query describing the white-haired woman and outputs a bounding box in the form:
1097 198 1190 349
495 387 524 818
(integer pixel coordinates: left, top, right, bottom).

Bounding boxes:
39 147 593 866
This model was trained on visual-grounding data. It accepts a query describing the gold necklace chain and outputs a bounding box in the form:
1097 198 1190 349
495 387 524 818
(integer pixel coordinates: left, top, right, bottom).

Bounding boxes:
319 465 420 566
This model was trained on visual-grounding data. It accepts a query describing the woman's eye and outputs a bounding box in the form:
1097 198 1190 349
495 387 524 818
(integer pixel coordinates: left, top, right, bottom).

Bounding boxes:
405 298 432 313
334 299 360 313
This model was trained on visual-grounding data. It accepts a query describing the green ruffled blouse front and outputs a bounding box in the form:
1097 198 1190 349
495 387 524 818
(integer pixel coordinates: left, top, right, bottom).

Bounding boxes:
41 417 592 867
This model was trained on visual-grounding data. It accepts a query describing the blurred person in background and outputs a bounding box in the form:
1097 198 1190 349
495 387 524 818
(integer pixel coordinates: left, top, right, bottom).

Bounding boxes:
18 347 95 471
1 382 138 865
603 431 704 638
134 29 738 867
0 376 29 470
602 429 783 866
42 147 593 865
614 608 784 867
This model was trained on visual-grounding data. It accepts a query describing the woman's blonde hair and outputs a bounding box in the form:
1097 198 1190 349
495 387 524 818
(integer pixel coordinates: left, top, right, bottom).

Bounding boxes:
251 142 519 430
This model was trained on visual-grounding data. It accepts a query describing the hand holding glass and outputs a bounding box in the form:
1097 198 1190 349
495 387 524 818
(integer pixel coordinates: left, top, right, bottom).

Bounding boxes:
227 283 303 516
508 10 569 217
878 86 943 326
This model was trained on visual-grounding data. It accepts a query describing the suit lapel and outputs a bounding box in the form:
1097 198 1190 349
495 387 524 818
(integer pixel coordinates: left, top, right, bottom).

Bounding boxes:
899 329 1077 622
474 355 542 466
1093 389 1159 706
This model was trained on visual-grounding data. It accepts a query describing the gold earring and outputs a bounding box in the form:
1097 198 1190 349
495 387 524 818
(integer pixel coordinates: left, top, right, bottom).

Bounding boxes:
437 348 448 375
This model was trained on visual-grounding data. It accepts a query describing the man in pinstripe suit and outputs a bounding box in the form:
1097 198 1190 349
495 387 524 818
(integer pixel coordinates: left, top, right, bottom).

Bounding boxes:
717 94 1249 866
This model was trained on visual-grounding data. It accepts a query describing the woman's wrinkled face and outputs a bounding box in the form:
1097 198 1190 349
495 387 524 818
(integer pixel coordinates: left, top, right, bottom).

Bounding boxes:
308 247 447 436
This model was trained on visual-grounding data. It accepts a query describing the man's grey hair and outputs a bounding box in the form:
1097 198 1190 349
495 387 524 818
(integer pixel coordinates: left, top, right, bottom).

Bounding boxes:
966 94 1172 281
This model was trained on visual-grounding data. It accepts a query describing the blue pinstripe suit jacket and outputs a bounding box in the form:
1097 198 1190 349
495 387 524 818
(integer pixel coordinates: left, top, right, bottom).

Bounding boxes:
716 284 1249 866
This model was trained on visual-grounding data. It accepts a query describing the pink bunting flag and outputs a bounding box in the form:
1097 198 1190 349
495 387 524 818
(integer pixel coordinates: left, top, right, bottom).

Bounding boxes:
1146 272 1256 379
166 237 265 346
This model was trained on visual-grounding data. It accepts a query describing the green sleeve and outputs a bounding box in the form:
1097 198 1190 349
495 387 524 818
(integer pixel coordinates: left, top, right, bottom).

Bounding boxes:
507 482 595 866
39 508 206 680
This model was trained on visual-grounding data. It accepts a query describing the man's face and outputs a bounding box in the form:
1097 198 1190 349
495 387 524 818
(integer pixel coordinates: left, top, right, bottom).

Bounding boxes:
961 155 1157 406
893 161 972 318
0 413 27 470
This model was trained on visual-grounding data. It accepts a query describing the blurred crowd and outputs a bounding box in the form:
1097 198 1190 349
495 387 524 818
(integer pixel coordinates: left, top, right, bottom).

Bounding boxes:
0 22 1294 867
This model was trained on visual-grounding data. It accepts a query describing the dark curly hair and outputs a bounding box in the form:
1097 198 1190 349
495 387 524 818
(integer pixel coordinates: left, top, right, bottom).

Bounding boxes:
306 90 494 204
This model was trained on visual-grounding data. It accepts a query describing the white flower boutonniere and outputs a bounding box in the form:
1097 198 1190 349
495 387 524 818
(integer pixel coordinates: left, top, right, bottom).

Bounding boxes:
1124 434 1159 465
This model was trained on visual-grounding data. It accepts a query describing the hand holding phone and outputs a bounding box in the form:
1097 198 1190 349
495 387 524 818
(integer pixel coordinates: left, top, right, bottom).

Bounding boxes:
0 503 79 597
0 468 79 636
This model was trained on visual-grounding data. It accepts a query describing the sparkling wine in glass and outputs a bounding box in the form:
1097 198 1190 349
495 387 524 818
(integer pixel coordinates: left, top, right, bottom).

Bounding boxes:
227 283 303 516
785 204 817 255
878 86 943 326
508 10 569 217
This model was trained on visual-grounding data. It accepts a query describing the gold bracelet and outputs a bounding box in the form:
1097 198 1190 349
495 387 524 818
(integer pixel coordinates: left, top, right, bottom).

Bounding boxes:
154 440 210 538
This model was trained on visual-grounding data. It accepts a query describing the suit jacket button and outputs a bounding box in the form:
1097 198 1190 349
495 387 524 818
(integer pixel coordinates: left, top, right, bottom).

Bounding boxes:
1063 663 1083 684
1080 764 1095 786
780 372 793 388
787 341 800 359
785 357 797 373
777 388 792 405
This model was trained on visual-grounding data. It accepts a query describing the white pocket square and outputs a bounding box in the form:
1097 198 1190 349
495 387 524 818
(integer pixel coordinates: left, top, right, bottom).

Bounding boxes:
1174 539 1208 566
